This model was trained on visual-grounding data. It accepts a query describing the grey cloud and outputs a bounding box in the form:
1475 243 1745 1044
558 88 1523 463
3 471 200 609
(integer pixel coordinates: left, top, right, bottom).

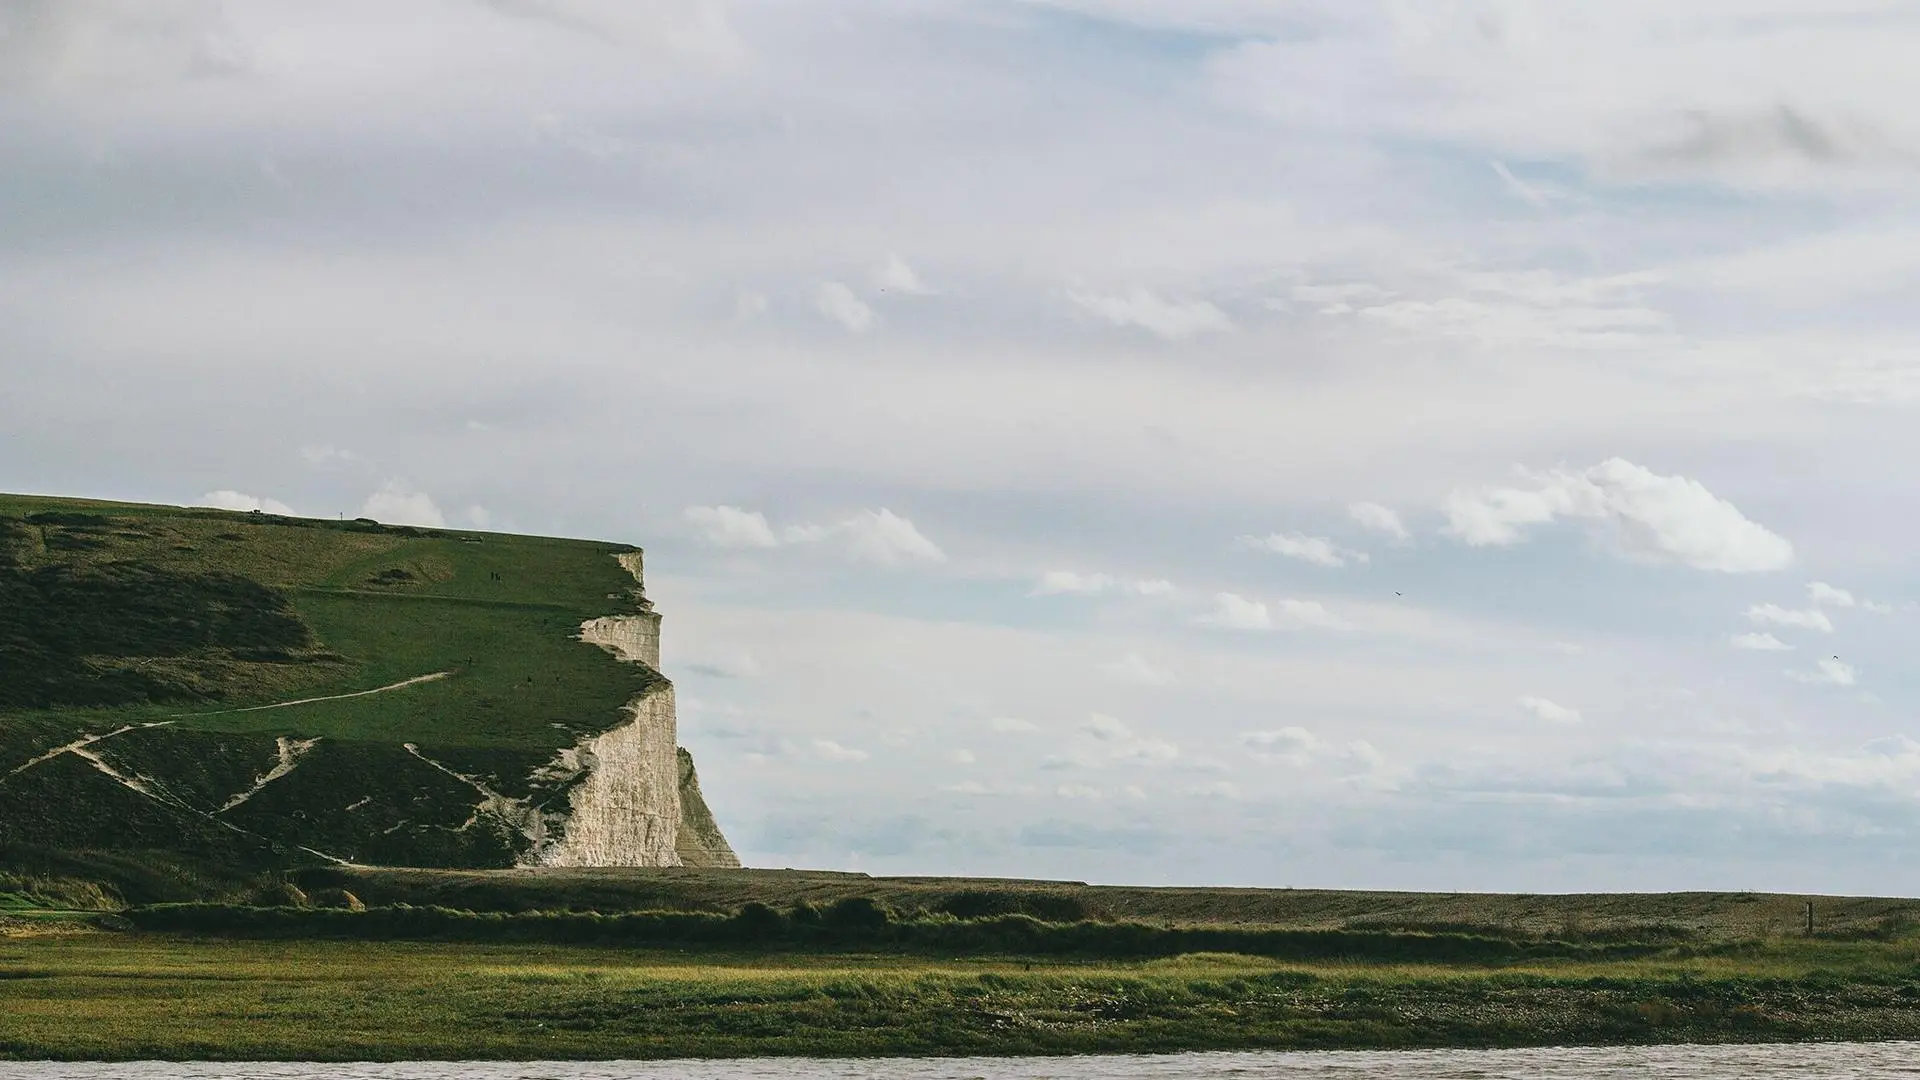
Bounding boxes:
1640 104 1901 170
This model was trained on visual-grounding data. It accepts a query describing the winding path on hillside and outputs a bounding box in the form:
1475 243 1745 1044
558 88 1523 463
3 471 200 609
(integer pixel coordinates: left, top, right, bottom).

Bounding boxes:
3 671 454 782
173 670 453 718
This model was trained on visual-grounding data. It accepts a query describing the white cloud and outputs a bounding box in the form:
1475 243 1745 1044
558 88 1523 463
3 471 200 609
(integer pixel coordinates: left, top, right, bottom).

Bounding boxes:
1194 593 1344 632
1339 266 1670 350
1489 160 1551 210
200 490 297 517
1056 783 1103 799
1195 592 1270 631
941 780 992 796
1747 604 1834 633
1240 531 1367 568
1079 713 1179 763
1808 581 1892 614
989 717 1040 734
1242 726 1320 756
1189 780 1241 800
0 0 249 94
1102 652 1173 686
298 444 360 469
1202 5 1920 193
1347 501 1410 541
732 290 768 322
1519 696 1583 725
359 482 445 528
873 253 931 295
813 739 870 762
1275 598 1345 630
684 505 780 548
683 650 763 680
1788 658 1858 688
1067 286 1233 340
1731 632 1794 652
1808 581 1857 607
787 508 945 565
950 749 976 764
1032 570 1115 595
1031 570 1174 597
1242 727 1385 776
474 0 744 58
1745 737 1920 792
1443 458 1793 572
813 281 875 333
690 506 944 564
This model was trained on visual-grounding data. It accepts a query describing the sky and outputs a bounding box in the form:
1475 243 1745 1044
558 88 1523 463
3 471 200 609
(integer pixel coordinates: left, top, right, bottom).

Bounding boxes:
5 0 1920 894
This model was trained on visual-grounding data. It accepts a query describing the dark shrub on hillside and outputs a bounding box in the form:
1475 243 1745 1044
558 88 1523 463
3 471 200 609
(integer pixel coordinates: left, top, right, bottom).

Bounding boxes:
735 902 784 940
824 897 892 931
0 515 313 710
121 902 1666 965
940 889 1090 923
247 882 311 908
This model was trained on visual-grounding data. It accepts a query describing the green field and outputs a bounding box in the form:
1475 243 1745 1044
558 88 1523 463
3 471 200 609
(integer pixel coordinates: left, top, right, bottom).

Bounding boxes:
6 862 1920 1058
4 927 1920 1060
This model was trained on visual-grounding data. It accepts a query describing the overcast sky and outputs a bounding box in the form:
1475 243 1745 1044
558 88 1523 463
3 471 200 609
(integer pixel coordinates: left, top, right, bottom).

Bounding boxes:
6 0 1920 893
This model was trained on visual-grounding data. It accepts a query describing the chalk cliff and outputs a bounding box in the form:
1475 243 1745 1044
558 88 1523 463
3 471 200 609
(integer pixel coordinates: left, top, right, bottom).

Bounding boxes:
528 549 737 869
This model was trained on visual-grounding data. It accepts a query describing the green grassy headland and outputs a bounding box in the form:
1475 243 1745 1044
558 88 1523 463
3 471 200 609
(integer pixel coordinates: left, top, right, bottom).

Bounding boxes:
0 491 671 868
0 490 650 742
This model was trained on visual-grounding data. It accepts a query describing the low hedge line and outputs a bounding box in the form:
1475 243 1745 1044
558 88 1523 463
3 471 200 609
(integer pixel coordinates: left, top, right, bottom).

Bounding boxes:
123 901 1661 964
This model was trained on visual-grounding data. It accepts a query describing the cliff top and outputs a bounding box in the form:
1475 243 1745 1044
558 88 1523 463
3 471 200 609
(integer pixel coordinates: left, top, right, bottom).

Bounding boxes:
0 491 657 753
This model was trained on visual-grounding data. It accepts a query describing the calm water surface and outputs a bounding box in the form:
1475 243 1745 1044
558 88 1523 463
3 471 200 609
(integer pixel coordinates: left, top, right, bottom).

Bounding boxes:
5 1045 1920 1079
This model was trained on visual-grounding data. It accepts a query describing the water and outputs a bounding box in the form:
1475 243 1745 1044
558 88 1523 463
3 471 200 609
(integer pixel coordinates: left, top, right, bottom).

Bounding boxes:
4 1045 1920 1079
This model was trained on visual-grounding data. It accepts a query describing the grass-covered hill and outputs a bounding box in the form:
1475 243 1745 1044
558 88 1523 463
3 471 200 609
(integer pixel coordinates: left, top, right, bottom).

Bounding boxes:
0 491 732 871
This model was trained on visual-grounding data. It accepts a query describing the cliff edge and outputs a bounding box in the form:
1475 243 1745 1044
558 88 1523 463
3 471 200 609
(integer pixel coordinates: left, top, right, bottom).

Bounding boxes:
0 493 736 871
534 550 737 868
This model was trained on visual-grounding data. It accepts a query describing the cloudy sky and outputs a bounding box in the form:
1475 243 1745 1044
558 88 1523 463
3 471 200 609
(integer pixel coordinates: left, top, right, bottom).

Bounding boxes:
7 0 1920 893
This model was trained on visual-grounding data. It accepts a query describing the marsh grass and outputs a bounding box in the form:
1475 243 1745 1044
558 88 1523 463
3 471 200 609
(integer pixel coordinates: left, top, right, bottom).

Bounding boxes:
5 934 1920 1060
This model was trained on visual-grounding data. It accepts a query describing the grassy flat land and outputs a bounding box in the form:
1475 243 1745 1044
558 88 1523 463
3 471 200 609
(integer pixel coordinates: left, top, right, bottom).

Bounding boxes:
7 866 1920 1058
313 866 1920 942
4 930 1920 1060
0 490 652 748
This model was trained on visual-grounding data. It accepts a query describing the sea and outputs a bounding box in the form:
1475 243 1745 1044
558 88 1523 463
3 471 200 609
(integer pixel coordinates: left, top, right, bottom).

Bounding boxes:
4 1044 1920 1079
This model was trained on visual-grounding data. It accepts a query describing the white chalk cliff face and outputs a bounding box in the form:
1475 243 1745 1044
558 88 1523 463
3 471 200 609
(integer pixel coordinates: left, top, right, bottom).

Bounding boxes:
525 549 735 868
535 681 682 867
